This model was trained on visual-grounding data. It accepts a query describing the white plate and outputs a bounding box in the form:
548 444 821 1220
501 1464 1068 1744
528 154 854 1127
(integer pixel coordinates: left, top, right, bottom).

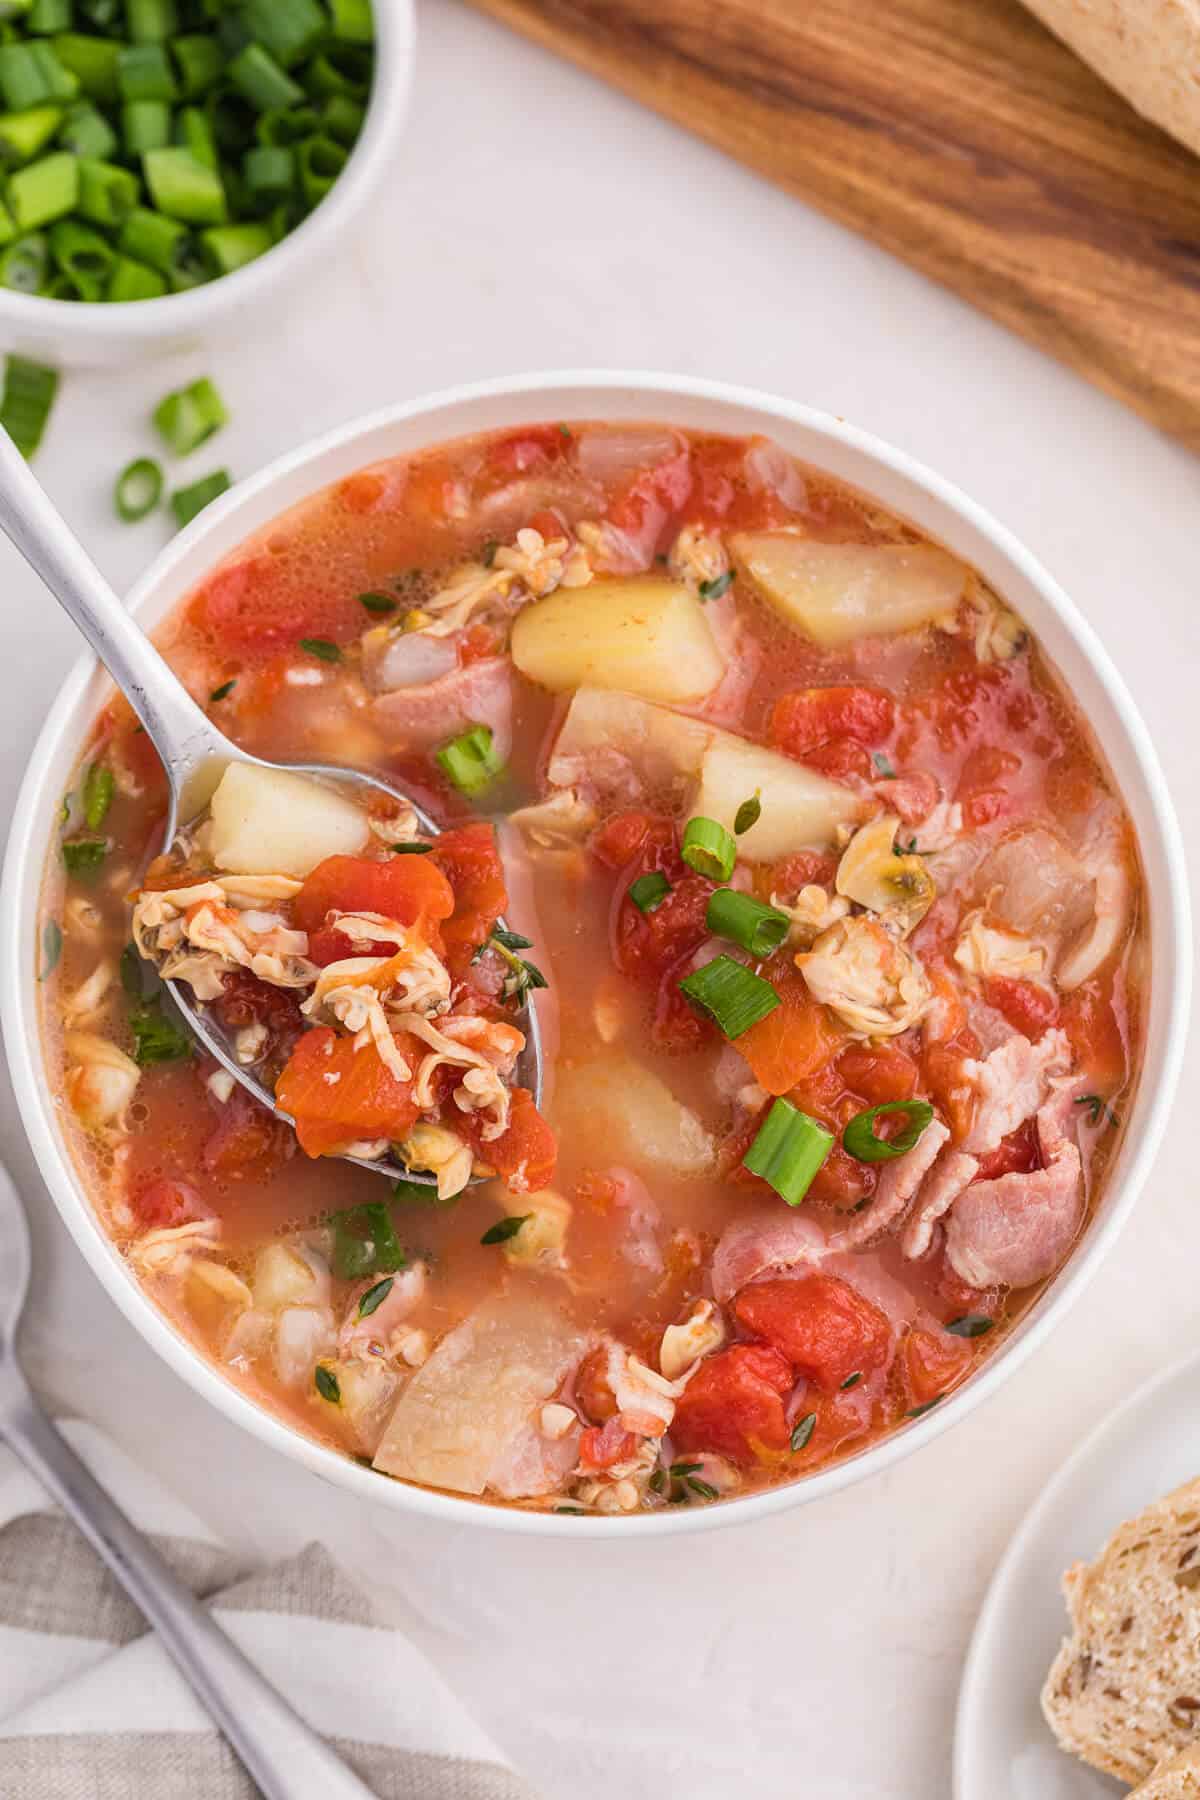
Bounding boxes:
956 1349 1200 1798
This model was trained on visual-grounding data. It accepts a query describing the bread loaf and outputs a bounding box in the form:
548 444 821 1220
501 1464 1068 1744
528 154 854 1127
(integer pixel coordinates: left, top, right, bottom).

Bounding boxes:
1133 1746 1200 1797
1020 1 1200 159
1043 1476 1200 1784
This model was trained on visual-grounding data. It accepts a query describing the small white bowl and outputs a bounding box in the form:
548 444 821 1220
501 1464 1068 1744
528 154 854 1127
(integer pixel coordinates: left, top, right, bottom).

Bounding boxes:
0 4 415 367
1 372 1189 1535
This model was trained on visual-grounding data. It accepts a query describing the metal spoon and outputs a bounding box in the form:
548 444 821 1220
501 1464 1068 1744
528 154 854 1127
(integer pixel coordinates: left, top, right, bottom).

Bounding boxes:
0 1153 378 1798
0 430 541 1185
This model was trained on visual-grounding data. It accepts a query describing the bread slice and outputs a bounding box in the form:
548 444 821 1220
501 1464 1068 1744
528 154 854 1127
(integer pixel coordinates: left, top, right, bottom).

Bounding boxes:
1133 1746 1200 1797
1042 1476 1200 1785
1020 0 1200 161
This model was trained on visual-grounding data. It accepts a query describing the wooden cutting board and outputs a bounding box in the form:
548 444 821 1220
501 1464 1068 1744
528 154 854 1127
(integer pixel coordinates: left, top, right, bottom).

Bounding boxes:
465 0 1200 451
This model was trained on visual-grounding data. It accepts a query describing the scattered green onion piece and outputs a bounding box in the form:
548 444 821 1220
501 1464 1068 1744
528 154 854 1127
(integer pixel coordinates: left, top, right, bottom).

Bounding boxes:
121 96 169 153
174 101 216 168
790 1411 817 1452
330 0 374 43
203 82 254 153
77 0 122 32
298 636 340 663
76 155 138 225
332 1200 406 1280
209 678 235 702
296 131 346 207
305 43 371 100
117 42 176 103
0 230 47 292
680 814 737 882
241 0 327 68
0 200 15 246
39 917 62 979
481 1214 530 1247
27 0 71 33
9 149 78 227
733 793 761 836
321 91 364 144
389 842 432 855
314 1364 340 1405
679 953 780 1039
0 41 74 109
126 0 177 44
61 833 107 873
391 1175 459 1206
200 218 270 272
52 34 120 104
357 590 395 615
82 761 114 828
629 871 670 913
169 466 229 527
436 723 504 797
118 204 191 277
58 100 118 158
843 1099 935 1164
229 41 302 111
114 455 162 521
256 101 318 146
49 217 116 299
152 374 225 452
698 569 733 601
128 995 190 1064
171 32 222 99
0 102 62 162
0 351 56 453
143 144 225 222
107 253 165 299
705 889 788 959
242 142 291 206
945 1314 994 1339
743 1097 834 1206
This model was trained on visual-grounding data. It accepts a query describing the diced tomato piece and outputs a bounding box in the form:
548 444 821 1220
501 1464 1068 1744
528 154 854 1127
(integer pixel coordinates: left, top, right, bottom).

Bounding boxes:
130 1175 208 1231
936 1261 1003 1325
984 975 1059 1039
808 1142 875 1211
975 1116 1041 1181
306 927 392 967
526 507 566 542
202 1087 294 1179
459 619 507 665
430 823 509 975
590 809 674 872
457 1086 556 1194
955 744 1022 829
1060 977 1128 1090
733 1275 892 1394
579 1420 638 1472
789 1386 876 1466
338 469 388 513
765 849 839 896
294 854 455 941
653 975 716 1052
802 737 873 781
275 1027 421 1158
837 1043 919 1105
615 872 713 984
605 448 693 551
670 1343 794 1465
211 970 304 1057
190 554 366 656
899 1326 973 1410
737 958 847 1096
886 769 941 825
770 685 895 757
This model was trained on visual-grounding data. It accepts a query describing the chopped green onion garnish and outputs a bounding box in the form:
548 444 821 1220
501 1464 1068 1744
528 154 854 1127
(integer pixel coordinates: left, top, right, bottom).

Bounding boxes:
172 34 223 99
107 252 165 299
53 36 121 105
330 0 375 43
0 352 56 456
680 815 737 883
58 101 118 159
114 455 162 521
733 793 761 835
9 149 77 228
170 467 230 527
843 1099 935 1163
200 219 271 273
49 216 115 298
314 1364 340 1405
481 1214 530 1246
0 231 48 293
230 42 304 112
945 1314 994 1339
705 889 788 959
743 1098 833 1206
0 105 63 165
242 0 328 68
152 374 226 454
82 761 114 828
143 145 226 223
679 954 779 1038
296 131 346 206
436 723 504 797
358 590 396 615
629 871 670 913
391 1175 459 1206
128 996 191 1065
76 156 138 226
121 96 170 155
28 0 72 34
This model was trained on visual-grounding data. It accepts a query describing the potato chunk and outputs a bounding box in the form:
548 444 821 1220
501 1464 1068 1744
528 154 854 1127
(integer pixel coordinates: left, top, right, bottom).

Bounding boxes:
548 686 712 799
695 735 865 860
554 1057 715 1176
209 762 370 879
511 577 724 702
730 535 968 645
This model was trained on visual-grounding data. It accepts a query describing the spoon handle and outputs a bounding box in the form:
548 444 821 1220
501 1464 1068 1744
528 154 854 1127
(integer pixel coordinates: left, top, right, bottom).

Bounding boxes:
0 1368 377 1800
0 427 229 792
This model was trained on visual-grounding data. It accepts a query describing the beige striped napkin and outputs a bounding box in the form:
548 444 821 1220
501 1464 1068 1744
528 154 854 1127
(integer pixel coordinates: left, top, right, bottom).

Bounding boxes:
0 1421 535 1799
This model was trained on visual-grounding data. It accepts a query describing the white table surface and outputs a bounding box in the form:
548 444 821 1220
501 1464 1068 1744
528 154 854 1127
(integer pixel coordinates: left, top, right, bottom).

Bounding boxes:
1 4 1196 1795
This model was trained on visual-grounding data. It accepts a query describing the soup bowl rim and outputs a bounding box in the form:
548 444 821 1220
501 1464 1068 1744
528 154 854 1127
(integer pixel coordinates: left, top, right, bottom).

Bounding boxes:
2 368 1189 1536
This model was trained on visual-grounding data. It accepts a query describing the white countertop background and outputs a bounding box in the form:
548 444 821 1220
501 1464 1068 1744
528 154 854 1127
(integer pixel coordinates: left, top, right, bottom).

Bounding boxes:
1 4 1197 1794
